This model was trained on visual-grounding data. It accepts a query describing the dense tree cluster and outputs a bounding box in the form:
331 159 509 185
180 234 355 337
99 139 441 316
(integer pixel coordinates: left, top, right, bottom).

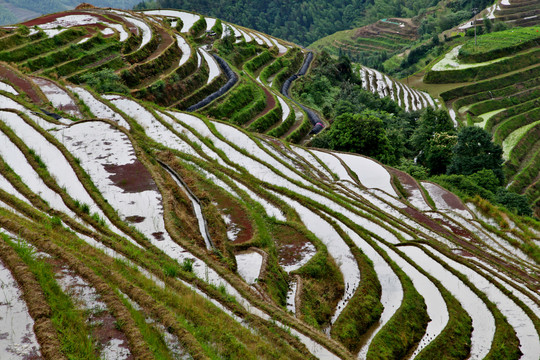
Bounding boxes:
298 53 532 216
135 0 452 46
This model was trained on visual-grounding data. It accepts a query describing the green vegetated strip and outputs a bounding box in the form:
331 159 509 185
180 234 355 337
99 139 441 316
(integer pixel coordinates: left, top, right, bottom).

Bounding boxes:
124 25 160 64
67 56 127 84
175 71 227 110
453 76 540 116
0 28 86 62
267 103 296 138
469 86 540 118
247 98 282 133
189 16 206 37
121 37 181 88
458 26 540 63
485 95 540 132
244 49 276 75
440 65 540 101
494 106 540 144
330 223 383 353
206 81 263 120
272 49 305 91
3 236 99 359
285 115 311 143
0 30 44 50
508 145 540 194
133 49 199 106
425 48 540 84
505 122 540 176
40 41 123 78
23 33 112 72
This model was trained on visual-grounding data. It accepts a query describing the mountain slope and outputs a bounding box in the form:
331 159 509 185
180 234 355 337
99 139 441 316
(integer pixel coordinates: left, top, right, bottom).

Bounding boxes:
137 0 451 46
417 25 540 216
0 7 539 360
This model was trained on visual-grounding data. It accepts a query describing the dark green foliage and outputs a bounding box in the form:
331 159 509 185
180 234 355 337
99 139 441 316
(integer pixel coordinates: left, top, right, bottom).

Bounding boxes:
124 26 160 63
189 16 206 37
207 82 262 118
67 56 126 83
247 102 281 133
121 40 181 87
81 68 129 94
137 0 483 46
312 111 395 164
331 249 382 352
244 50 274 74
211 19 223 36
411 107 455 151
285 117 312 143
267 104 296 138
495 188 533 216
217 36 258 67
421 132 458 175
447 126 504 183
396 159 430 180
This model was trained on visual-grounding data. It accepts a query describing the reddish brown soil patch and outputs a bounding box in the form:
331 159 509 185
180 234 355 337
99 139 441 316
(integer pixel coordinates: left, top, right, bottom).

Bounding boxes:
145 26 174 63
30 77 82 116
152 232 165 240
125 215 145 223
211 189 253 244
104 161 158 193
244 82 276 128
275 224 315 268
404 207 454 238
452 249 474 257
441 191 468 211
0 64 43 104
102 13 138 35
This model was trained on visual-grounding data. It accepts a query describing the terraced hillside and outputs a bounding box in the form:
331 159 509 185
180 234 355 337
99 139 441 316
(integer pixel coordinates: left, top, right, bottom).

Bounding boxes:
422 26 540 217
459 0 540 31
358 65 437 113
0 7 539 360
0 6 319 144
310 17 417 64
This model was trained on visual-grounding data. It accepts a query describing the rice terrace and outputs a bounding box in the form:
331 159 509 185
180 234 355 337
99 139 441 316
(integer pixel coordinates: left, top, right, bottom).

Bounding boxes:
0 1 538 359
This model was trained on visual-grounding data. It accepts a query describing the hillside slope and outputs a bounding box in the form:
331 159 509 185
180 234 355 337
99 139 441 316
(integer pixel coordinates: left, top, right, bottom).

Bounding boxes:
419 26 540 216
0 7 539 360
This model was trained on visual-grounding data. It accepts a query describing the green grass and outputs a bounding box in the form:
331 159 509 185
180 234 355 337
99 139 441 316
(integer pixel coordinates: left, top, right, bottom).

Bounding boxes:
7 238 99 359
459 26 540 63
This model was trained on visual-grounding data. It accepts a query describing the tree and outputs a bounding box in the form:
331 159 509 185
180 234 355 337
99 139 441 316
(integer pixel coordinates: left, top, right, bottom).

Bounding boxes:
447 126 504 183
410 107 455 152
421 131 457 175
313 111 395 164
